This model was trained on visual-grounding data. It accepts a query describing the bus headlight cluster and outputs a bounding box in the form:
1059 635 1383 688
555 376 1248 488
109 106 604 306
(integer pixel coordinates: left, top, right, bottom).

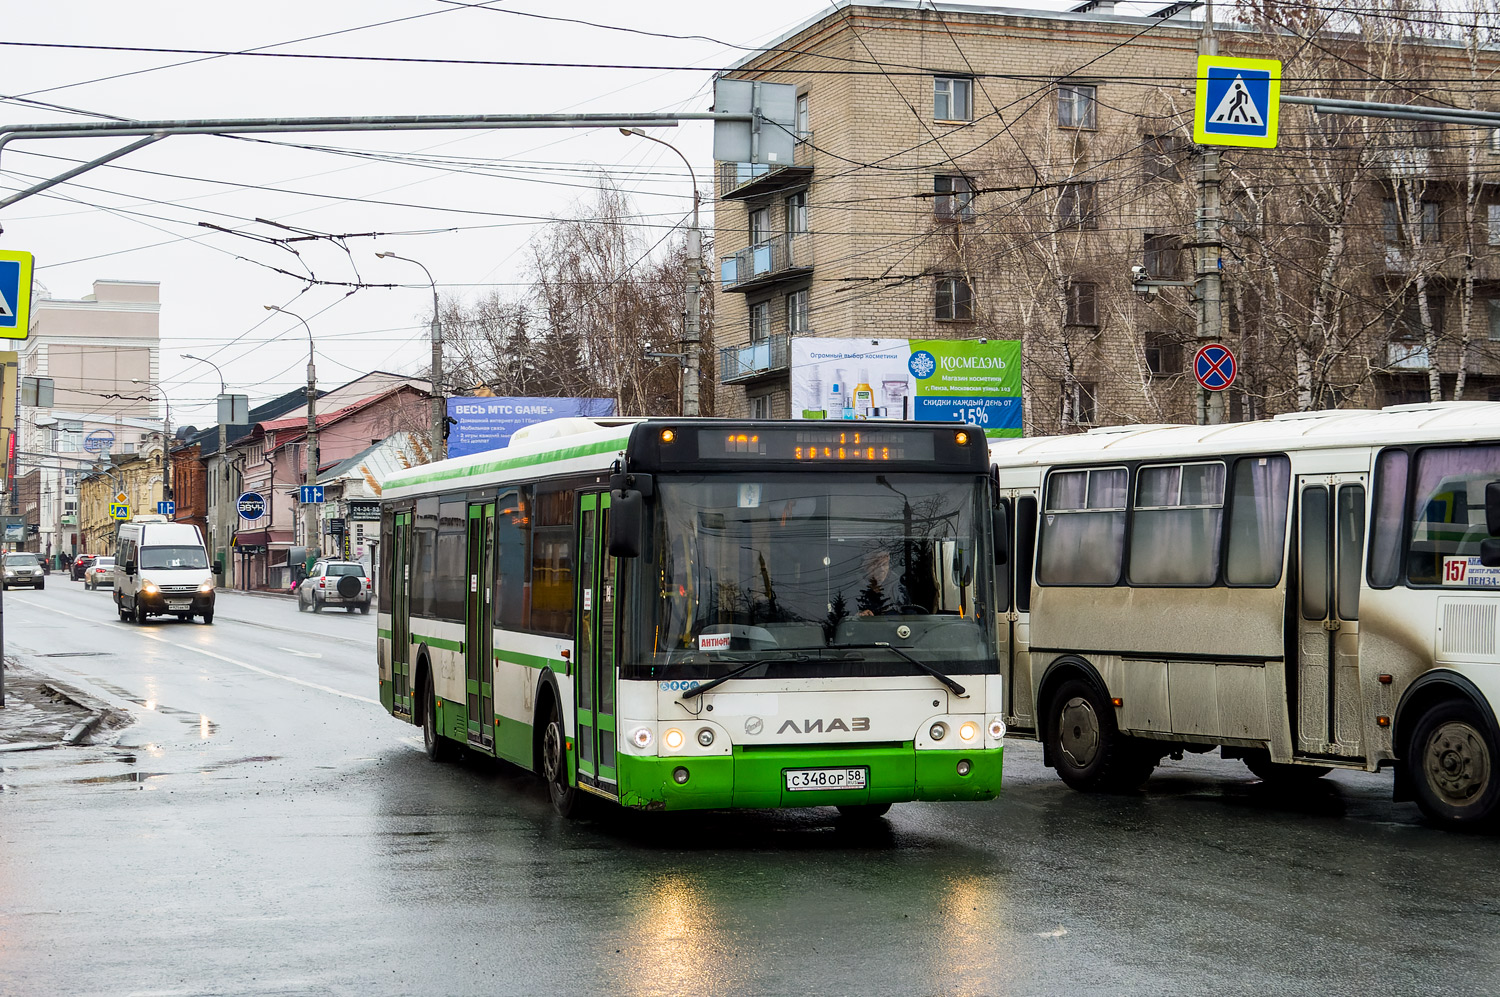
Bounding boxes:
663 728 685 751
989 718 1006 740
959 722 978 742
929 722 948 741
630 726 653 749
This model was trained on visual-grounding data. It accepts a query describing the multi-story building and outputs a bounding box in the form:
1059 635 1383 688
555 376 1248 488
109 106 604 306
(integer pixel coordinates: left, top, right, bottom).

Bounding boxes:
77 435 170 556
18 279 162 558
712 1 1500 430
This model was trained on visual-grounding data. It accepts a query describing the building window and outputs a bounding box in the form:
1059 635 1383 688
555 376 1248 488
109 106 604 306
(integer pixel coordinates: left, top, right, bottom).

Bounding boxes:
1488 204 1500 246
750 300 771 343
787 289 809 333
933 76 973 122
749 393 774 419
796 93 810 139
1058 182 1098 229
1143 134 1185 182
1144 234 1182 278
1066 282 1097 326
1057 83 1097 129
1060 381 1098 427
1383 198 1441 244
934 175 974 222
1145 331 1182 376
1395 295 1445 337
1489 299 1500 341
749 206 771 245
786 191 808 236
935 276 974 321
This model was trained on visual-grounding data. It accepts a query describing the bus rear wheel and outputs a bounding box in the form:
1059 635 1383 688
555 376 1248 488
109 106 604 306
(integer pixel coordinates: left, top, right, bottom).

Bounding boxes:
1048 678 1156 793
421 668 453 763
1407 699 1500 831
541 700 578 818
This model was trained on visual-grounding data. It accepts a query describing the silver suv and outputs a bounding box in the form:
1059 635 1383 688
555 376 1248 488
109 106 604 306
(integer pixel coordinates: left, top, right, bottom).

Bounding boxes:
297 559 372 614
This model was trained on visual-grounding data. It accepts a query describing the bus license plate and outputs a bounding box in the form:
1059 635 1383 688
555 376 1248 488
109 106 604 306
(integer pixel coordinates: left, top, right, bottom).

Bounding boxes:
785 767 867 792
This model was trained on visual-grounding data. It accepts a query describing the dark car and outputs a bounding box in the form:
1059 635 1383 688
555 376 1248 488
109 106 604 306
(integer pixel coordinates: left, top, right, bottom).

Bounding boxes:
72 554 98 581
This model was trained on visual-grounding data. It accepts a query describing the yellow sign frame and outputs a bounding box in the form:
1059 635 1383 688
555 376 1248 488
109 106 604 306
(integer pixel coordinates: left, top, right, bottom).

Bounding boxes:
0 250 35 341
1193 55 1282 149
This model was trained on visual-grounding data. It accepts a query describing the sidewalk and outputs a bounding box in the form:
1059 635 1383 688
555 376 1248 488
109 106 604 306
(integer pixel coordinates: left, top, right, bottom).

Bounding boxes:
0 659 121 752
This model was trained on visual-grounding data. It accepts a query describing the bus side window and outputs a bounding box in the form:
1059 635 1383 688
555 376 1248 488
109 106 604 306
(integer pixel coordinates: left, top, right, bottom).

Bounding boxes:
1037 467 1127 586
530 487 575 635
378 510 393 614
494 486 532 630
433 499 466 622
995 498 1012 612
1015 495 1037 612
412 497 439 619
1337 485 1365 620
1406 445 1500 586
1225 455 1291 586
1301 486 1331 621
1367 449 1408 588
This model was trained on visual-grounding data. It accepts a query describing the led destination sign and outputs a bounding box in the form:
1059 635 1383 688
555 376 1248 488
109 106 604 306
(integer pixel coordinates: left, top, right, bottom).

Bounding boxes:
698 428 937 462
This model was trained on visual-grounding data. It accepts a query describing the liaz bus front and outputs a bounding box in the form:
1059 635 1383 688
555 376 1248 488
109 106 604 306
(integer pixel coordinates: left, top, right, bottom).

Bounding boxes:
604 421 1005 815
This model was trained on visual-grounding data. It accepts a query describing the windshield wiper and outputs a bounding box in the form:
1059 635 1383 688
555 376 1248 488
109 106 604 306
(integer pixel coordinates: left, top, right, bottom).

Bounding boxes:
677 649 814 700
835 642 968 698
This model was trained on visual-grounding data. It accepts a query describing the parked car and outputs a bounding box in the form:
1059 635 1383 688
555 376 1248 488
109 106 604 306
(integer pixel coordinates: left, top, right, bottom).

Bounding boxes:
3 552 45 590
71 554 97 581
297 559 372 614
85 556 116 590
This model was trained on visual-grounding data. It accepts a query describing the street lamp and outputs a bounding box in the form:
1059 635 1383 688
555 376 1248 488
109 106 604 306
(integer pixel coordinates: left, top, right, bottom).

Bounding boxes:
375 251 444 458
182 353 233 584
263 305 320 557
131 378 172 511
620 127 702 417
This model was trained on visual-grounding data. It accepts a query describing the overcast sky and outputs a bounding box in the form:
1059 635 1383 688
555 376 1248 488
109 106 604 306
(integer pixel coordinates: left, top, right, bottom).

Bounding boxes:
6 0 1098 427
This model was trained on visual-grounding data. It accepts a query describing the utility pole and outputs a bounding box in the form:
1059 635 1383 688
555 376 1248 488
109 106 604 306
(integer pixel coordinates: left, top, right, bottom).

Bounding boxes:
375 252 445 456
1197 1 1225 426
265 306 319 558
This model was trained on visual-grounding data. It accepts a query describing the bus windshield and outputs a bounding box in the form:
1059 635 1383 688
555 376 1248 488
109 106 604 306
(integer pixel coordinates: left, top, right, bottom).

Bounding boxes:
140 546 209 570
636 473 994 681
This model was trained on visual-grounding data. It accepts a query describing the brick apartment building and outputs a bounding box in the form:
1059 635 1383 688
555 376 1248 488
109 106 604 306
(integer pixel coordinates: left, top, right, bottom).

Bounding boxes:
712 0 1500 431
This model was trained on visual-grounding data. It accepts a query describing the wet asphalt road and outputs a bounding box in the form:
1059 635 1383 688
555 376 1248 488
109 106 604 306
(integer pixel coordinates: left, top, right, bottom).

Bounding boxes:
2 581 1498 996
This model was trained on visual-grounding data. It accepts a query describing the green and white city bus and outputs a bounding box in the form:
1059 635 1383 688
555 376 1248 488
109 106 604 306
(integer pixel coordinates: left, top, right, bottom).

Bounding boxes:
377 417 1005 817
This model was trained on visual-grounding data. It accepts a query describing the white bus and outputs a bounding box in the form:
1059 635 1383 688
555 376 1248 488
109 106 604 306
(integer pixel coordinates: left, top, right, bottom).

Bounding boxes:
990 401 1500 829
377 417 1005 818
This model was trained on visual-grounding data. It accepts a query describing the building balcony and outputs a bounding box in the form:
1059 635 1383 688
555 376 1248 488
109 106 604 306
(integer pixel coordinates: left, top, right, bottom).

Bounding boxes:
716 134 814 201
720 333 791 384
719 234 814 293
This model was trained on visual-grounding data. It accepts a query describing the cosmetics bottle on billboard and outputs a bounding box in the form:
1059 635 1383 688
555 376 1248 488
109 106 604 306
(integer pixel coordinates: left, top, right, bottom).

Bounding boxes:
801 372 826 419
827 371 845 420
854 368 874 417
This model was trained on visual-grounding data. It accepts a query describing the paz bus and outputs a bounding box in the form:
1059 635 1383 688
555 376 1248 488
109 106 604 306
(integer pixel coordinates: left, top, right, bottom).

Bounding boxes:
989 401 1500 829
377 417 1005 818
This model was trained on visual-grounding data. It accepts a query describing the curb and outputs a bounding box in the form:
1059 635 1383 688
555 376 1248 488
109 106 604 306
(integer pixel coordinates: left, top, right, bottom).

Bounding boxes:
39 681 118 747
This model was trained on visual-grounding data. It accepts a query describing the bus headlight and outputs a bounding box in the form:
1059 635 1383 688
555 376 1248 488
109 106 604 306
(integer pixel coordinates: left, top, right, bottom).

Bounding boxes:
959 722 978 742
696 727 715 747
929 722 948 741
630 727 653 749
663 728 684 750
989 718 1007 739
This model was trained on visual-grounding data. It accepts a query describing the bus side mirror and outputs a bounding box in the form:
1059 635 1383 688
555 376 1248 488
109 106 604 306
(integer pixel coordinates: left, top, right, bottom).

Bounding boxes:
993 506 1009 565
125 561 136 576
608 490 645 558
1486 481 1500 536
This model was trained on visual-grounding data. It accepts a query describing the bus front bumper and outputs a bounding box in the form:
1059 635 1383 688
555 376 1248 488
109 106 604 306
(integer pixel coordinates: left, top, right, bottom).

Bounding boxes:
616 743 1002 811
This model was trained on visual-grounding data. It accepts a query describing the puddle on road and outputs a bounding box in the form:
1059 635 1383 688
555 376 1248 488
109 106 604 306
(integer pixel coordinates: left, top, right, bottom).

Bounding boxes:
198 755 280 773
88 681 219 738
69 771 164 786
36 652 111 658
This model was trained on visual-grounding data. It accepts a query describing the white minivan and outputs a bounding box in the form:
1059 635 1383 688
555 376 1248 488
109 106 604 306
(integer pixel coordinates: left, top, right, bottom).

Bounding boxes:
114 517 215 624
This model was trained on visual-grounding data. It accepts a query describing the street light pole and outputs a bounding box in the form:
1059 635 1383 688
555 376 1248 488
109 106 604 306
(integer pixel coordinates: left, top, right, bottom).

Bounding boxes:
131 378 172 511
264 306 319 557
181 353 232 584
376 252 445 458
620 128 701 417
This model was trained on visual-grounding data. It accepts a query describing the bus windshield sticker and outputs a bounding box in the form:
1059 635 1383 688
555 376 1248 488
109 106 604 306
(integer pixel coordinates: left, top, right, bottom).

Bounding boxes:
1443 556 1500 587
699 633 732 651
738 483 762 508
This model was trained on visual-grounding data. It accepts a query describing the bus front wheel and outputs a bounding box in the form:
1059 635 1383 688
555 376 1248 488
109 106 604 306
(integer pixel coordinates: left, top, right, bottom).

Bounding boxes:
1407 699 1500 831
1047 678 1155 793
541 701 578 818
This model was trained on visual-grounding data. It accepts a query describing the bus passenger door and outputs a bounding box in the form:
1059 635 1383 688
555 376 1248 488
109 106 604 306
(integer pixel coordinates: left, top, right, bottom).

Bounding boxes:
574 492 619 798
391 511 413 719
465 502 495 752
1002 493 1039 732
1294 476 1366 758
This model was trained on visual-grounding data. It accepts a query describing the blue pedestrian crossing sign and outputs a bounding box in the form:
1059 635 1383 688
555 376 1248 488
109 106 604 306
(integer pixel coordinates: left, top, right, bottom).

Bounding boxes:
1194 56 1281 149
0 250 35 340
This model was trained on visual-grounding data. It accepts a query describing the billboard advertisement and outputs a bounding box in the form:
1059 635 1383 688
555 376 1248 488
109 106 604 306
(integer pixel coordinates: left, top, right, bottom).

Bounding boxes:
446 396 616 458
790 337 1021 438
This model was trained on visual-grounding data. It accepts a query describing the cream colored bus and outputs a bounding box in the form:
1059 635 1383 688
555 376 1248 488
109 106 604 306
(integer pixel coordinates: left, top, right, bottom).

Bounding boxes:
990 401 1500 830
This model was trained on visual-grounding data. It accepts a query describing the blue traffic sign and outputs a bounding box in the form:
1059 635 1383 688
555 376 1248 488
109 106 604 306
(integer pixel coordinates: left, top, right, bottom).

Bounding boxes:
0 250 34 340
299 484 324 504
157 501 176 517
1194 343 1238 392
1193 56 1281 149
110 502 130 521
237 491 267 522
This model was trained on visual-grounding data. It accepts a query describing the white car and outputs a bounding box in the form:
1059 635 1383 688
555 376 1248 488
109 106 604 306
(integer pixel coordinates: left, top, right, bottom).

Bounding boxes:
85 556 116 590
297 560 372 614
1 552 45 590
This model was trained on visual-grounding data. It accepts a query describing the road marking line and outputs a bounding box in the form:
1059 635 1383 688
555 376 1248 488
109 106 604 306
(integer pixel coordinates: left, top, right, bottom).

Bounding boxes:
278 647 323 659
15 600 380 706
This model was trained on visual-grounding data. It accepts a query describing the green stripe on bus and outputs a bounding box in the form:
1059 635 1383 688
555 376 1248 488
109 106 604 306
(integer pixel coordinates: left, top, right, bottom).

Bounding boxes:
378 628 392 640
388 435 630 489
413 633 464 653
493 648 556 670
